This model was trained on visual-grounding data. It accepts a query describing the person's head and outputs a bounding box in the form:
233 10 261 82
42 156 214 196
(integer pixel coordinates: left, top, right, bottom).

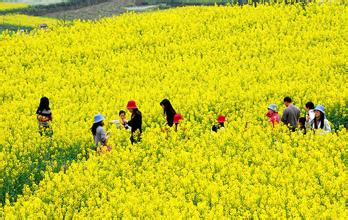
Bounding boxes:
305 102 315 111
38 96 50 111
267 104 278 114
160 99 176 115
299 117 306 127
91 113 105 135
314 105 325 119
283 97 292 107
314 105 325 129
119 110 126 120
127 100 138 114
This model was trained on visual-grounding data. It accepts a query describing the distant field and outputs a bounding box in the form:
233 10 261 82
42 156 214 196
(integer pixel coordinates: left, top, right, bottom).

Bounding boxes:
0 13 59 27
0 2 29 11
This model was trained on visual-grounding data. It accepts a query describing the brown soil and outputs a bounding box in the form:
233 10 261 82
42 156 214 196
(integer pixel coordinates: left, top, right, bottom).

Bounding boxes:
42 0 137 20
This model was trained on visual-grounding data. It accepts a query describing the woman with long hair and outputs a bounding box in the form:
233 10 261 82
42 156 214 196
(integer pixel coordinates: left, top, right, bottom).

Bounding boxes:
91 113 110 151
160 99 176 127
312 105 331 133
36 96 53 137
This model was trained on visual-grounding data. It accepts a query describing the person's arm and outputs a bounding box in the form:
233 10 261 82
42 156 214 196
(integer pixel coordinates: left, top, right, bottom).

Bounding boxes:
324 120 331 133
99 127 108 146
281 109 288 124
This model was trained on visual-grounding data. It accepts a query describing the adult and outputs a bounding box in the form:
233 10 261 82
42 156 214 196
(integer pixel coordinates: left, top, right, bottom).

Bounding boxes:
160 99 176 127
266 104 279 127
281 97 300 131
312 105 331 133
36 96 53 137
125 100 142 144
91 113 110 150
305 101 315 129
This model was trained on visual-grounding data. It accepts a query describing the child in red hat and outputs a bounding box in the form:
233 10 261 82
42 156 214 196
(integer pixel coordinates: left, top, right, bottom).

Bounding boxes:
211 115 225 132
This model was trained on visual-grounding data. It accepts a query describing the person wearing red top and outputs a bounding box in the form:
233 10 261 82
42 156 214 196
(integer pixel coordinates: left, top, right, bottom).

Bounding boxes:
173 113 183 132
266 104 280 127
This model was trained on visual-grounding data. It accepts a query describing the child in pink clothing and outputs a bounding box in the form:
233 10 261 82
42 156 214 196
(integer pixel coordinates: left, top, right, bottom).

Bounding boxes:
266 104 280 126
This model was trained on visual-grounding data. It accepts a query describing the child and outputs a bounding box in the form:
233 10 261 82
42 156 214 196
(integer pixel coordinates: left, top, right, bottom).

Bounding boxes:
160 99 176 127
298 117 307 134
211 115 225 132
110 110 127 129
266 104 279 127
125 100 142 144
91 113 111 151
173 113 183 132
36 97 53 137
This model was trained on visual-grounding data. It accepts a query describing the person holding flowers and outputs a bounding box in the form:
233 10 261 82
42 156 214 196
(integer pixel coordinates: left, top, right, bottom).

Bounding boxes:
36 96 53 137
110 110 127 129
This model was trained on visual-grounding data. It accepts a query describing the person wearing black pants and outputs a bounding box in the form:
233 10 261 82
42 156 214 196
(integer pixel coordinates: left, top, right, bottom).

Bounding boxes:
125 100 142 144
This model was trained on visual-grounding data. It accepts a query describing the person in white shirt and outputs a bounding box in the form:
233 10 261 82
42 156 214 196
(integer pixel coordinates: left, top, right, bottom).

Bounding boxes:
312 105 331 133
305 101 315 128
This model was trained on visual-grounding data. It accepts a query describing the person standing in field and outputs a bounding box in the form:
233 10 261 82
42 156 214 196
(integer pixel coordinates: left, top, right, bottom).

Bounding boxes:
298 117 307 135
91 113 111 151
36 97 53 137
305 101 315 129
125 100 142 144
311 105 331 133
110 110 127 129
160 99 176 127
266 104 279 127
281 97 301 132
211 115 226 132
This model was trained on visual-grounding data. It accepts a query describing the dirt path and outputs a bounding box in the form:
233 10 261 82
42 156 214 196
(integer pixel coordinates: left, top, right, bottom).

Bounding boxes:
43 0 137 20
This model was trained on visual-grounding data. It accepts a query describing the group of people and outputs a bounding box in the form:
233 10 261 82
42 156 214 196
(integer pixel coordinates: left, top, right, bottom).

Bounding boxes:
35 96 332 152
266 96 332 134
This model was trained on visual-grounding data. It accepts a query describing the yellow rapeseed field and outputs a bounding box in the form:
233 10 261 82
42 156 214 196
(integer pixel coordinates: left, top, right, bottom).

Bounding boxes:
0 3 347 218
0 2 28 11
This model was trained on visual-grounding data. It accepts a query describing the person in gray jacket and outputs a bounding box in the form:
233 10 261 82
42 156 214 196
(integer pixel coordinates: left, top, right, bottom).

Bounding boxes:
281 96 301 132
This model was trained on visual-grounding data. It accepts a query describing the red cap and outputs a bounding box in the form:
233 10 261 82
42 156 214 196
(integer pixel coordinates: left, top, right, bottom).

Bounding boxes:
173 113 183 124
126 100 138 109
217 115 225 123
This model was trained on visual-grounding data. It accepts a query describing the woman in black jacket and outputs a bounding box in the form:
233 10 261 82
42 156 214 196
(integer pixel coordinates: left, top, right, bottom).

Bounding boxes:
160 99 176 127
125 100 142 144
